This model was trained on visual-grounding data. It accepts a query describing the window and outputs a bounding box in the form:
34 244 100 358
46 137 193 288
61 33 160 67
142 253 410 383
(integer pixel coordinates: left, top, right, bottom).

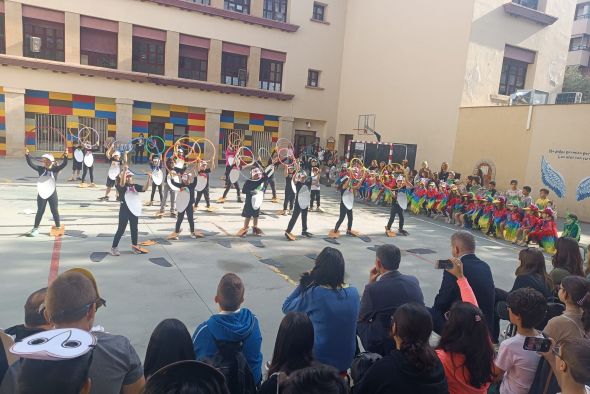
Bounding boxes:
35 114 67 151
0 15 5 54
23 19 65 61
80 28 117 69
222 52 248 86
575 2 590 20
179 45 208 81
499 58 528 96
225 0 250 14
132 37 165 75
312 2 326 21
512 0 538 10
307 69 320 87
570 35 590 51
264 0 287 22
259 59 283 91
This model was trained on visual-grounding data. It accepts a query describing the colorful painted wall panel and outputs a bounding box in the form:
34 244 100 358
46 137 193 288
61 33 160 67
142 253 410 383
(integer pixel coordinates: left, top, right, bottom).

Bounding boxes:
219 110 279 162
0 88 5 156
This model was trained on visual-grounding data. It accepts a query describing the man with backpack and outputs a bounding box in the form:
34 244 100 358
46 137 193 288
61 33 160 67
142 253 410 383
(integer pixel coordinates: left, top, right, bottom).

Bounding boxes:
192 273 263 393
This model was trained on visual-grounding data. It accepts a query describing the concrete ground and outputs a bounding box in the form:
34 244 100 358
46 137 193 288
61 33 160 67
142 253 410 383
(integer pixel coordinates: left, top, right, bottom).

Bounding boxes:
0 156 588 363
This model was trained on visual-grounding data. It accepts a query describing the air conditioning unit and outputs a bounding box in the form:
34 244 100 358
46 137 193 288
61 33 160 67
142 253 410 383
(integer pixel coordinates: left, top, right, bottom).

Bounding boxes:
509 89 549 105
555 92 583 104
30 37 42 53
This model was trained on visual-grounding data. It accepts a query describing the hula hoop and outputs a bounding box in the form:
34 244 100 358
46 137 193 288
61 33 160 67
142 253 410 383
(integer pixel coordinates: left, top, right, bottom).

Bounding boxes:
194 138 216 168
145 136 165 156
227 132 244 151
275 138 294 152
348 158 367 181
257 147 272 165
277 147 296 168
77 126 100 148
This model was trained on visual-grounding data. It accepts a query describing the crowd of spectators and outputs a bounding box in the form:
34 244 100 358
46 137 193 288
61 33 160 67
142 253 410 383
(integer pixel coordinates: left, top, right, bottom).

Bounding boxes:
0 231 589 394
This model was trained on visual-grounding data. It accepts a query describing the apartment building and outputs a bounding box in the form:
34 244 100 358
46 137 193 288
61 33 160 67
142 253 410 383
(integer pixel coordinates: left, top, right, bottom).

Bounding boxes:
568 0 590 73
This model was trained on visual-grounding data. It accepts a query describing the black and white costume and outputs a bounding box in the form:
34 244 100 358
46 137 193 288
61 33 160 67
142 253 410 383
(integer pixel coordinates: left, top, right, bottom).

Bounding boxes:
112 182 145 251
333 176 354 234
241 176 266 219
282 167 296 213
171 175 198 235
80 146 96 185
285 173 312 238
194 168 211 209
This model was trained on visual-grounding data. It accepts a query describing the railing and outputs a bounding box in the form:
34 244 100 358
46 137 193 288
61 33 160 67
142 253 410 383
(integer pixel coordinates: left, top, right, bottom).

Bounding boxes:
35 114 67 152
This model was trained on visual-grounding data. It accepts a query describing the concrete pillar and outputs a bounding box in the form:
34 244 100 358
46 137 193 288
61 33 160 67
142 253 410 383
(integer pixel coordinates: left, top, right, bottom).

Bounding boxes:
211 0 224 8
278 116 294 142
4 87 25 157
205 108 221 163
208 39 222 84
116 98 134 146
251 0 264 17
118 22 133 72
65 12 81 64
165 31 180 78
4 1 23 57
247 46 261 89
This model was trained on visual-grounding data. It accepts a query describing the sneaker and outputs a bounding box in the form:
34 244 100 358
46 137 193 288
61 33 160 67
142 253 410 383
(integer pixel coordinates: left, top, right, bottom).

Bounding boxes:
285 232 297 241
271 197 279 203
237 197 243 203
170 212 176 218
26 228 39 237
217 197 226 203
398 229 409 236
68 176 75 182
317 207 324 212
301 231 313 238
168 232 179 240
288 210 292 215
89 183 96 188
145 201 153 206
280 210 287 216
110 247 120 256
253 227 264 236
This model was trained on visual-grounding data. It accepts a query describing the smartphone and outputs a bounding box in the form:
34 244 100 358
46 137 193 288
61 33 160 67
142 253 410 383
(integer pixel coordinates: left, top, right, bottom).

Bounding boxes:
435 259 454 270
523 337 551 352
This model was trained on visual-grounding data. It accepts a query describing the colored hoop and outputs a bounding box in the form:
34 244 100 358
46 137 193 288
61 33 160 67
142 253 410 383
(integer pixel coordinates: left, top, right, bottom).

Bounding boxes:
145 136 165 156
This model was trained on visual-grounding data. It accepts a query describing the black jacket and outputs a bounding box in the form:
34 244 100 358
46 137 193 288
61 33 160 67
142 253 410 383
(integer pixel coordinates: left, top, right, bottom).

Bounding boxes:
357 271 424 355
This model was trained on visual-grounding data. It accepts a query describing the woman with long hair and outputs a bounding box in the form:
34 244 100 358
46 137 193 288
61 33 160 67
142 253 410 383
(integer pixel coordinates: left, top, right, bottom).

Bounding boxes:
550 237 585 287
144 319 196 379
282 247 360 373
258 312 315 394
544 276 590 342
355 303 447 394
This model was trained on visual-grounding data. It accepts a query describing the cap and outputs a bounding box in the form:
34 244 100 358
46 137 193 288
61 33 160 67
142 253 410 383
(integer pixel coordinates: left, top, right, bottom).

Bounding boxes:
125 170 134 178
10 328 96 361
396 175 404 181
41 154 55 162
64 268 106 309
113 151 121 157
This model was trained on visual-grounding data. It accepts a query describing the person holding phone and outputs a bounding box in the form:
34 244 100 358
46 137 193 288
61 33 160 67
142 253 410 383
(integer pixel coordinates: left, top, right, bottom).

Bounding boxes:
547 338 590 394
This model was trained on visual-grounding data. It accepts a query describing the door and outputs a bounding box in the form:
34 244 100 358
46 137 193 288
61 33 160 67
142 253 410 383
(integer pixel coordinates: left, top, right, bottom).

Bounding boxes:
294 130 317 157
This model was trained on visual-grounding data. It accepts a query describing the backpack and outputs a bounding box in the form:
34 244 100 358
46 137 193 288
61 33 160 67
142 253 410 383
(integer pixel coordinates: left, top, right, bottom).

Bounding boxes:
211 339 257 394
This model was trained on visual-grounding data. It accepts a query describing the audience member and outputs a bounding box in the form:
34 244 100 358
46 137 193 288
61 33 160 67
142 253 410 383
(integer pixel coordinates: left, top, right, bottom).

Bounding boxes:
431 231 495 335
550 237 585 288
4 288 51 342
282 247 360 373
544 276 590 342
437 258 495 394
280 364 349 394
493 288 547 394
355 303 448 394
144 319 196 379
585 245 590 279
143 360 230 394
258 312 316 394
192 273 263 385
0 333 15 385
549 338 590 394
358 244 424 355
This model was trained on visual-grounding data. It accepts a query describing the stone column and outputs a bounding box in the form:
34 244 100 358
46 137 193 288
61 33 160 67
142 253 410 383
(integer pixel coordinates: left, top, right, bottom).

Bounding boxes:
4 87 25 157
165 31 180 78
118 22 133 72
251 0 264 17
207 39 222 84
5 1 23 57
205 108 221 163
247 46 261 89
278 116 294 142
116 98 134 145
64 12 81 64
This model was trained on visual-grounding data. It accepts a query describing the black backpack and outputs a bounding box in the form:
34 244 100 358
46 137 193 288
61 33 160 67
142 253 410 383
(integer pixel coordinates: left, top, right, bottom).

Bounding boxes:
210 339 257 394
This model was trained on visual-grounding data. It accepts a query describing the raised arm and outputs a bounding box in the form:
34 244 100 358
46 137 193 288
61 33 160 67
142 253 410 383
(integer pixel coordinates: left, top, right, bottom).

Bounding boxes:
25 149 41 172
53 149 69 172
446 258 478 306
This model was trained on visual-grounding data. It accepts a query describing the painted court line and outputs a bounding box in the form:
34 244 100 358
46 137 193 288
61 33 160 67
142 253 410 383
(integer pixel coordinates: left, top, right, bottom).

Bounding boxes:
48 236 62 285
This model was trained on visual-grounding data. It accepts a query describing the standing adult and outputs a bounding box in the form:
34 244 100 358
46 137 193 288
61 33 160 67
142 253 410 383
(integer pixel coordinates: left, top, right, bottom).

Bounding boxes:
438 162 450 183
134 133 145 164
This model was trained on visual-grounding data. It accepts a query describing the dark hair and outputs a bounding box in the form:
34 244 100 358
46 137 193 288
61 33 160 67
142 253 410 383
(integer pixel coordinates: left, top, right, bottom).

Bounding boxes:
451 231 476 253
561 276 590 332
46 272 97 324
523 186 531 193
144 360 230 394
540 188 549 194
280 365 349 394
507 288 547 329
24 288 48 327
510 180 518 185
216 273 244 311
376 244 401 271
300 247 345 290
267 312 314 377
489 181 496 186
559 338 590 385
144 319 196 378
552 237 584 277
391 303 438 371
516 248 553 291
18 353 92 394
438 302 494 388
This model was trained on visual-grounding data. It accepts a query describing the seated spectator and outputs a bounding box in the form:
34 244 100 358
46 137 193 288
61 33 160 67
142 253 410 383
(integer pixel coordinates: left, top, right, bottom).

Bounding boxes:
258 312 316 394
358 244 424 355
437 258 495 394
550 237 585 288
355 303 448 394
549 338 590 394
192 273 263 385
282 247 360 373
4 288 52 342
544 276 590 342
143 360 229 394
431 231 495 335
144 319 196 379
280 364 349 394
0 269 145 394
494 288 547 394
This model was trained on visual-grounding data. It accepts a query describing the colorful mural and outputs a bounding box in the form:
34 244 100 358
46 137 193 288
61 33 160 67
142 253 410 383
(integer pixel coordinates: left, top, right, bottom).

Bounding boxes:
0 87 5 156
219 110 279 161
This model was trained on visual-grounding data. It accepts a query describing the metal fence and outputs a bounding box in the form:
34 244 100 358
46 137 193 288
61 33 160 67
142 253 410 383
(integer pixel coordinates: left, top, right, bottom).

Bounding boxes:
222 129 246 159
35 114 67 151
79 116 108 153
251 130 273 157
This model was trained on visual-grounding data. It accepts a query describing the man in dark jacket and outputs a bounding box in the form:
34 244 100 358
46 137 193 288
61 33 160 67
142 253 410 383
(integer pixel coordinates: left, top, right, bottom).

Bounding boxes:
358 244 424 355
431 231 495 335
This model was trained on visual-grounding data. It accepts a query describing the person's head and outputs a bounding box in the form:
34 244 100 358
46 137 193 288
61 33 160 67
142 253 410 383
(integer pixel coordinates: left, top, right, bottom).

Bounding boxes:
302 247 345 290
215 273 244 313
251 167 262 181
391 303 438 371
24 288 50 329
438 302 494 389
553 338 590 388
515 248 553 289
540 188 549 198
371 160 377 167
124 170 134 185
375 244 401 272
510 180 518 190
41 153 55 169
523 185 531 195
441 162 448 171
268 312 314 377
451 231 476 258
144 319 196 379
421 161 428 169
280 365 349 394
559 276 590 332
139 133 145 138
18 354 93 394
552 237 584 277
506 288 547 329
471 176 480 186
144 361 230 394
488 181 496 189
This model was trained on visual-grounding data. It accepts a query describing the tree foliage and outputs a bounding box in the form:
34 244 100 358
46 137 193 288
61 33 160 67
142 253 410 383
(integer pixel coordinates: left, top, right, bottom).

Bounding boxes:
562 66 590 103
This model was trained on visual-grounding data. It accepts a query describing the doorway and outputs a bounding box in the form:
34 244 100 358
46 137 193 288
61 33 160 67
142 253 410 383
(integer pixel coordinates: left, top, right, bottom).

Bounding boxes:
294 130 318 157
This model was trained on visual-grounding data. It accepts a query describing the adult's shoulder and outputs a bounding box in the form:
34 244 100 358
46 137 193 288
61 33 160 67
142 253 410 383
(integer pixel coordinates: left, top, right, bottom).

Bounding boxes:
93 331 138 355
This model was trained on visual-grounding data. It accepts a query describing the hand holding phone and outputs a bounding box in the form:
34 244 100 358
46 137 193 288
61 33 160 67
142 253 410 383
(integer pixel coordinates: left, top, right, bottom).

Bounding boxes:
435 259 454 270
523 337 552 353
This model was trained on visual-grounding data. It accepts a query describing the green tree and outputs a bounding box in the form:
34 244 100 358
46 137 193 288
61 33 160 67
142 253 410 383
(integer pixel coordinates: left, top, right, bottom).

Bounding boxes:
562 66 590 103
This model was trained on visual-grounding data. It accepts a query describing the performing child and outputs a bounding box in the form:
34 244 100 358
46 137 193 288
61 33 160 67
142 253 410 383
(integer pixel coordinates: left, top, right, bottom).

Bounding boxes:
25 148 69 237
99 145 122 201
146 154 163 206
158 157 180 218
167 170 204 240
515 204 539 246
237 167 267 237
486 196 507 237
285 169 313 241
535 188 550 210
279 165 296 216
79 143 96 188
110 166 151 256
194 161 212 211
329 173 359 238
502 204 522 243
526 207 558 254
385 176 410 237
562 213 581 242
218 145 242 203
263 151 279 203
309 159 324 212
68 141 83 181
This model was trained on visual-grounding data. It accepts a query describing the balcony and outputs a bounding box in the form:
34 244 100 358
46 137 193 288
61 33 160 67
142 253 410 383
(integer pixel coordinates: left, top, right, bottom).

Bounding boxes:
503 2 558 26
567 48 590 67
572 17 590 36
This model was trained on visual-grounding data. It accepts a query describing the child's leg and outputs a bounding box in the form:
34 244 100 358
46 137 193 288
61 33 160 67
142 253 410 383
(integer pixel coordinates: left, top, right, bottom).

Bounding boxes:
253 217 259 228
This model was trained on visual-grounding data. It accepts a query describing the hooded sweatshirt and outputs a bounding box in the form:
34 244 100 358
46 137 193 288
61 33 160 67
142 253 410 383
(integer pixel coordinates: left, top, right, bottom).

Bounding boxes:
192 308 263 384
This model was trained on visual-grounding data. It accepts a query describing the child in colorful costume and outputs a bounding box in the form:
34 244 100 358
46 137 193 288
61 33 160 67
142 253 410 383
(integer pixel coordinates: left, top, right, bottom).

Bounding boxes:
515 204 540 246
562 213 581 242
527 207 558 254
502 204 522 243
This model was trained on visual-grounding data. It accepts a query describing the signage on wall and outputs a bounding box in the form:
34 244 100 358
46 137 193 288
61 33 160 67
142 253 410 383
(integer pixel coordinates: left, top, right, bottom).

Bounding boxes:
548 148 590 161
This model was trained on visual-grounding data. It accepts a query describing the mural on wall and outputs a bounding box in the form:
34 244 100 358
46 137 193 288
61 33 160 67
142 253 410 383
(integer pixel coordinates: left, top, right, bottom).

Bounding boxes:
473 159 495 187
0 87 5 156
577 177 590 202
542 150 590 201
219 111 279 162
540 156 567 198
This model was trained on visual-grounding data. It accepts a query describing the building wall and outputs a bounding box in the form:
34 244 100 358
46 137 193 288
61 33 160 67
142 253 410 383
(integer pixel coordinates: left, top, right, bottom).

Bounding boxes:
219 110 279 160
0 88 5 156
462 0 577 106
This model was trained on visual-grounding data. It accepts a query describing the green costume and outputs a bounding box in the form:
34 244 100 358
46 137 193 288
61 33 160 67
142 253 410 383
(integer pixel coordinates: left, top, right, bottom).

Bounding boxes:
563 214 581 242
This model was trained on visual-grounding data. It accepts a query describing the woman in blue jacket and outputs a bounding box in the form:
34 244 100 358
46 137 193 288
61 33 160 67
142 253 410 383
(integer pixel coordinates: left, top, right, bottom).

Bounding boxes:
282 247 360 373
